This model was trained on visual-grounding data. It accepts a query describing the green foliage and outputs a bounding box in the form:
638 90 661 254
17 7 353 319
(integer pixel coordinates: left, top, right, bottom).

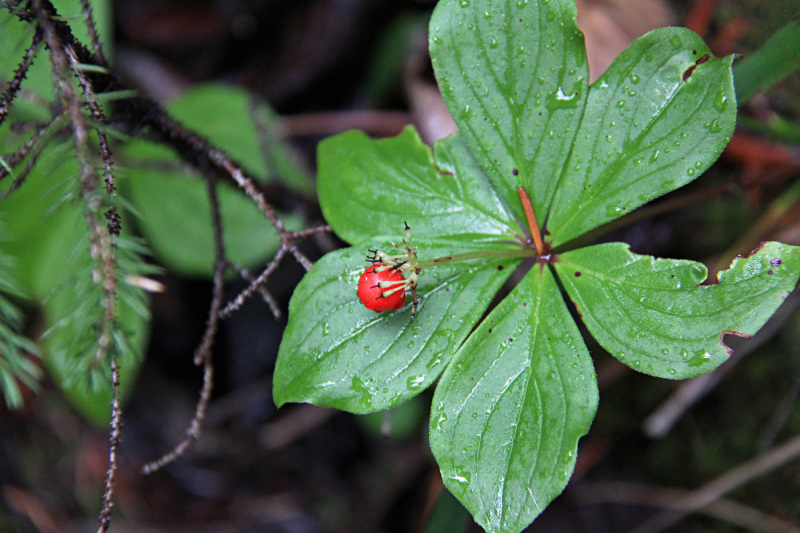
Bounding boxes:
0 0 137 423
274 1 800 531
0 242 40 409
558 242 799 379
120 84 307 278
733 17 800 103
2 0 308 422
0 137 151 423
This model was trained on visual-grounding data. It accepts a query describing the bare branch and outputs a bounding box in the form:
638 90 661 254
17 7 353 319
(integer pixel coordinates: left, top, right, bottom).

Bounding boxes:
219 225 331 319
78 0 106 67
141 175 226 474
96 358 122 533
0 24 42 126
628 434 800 533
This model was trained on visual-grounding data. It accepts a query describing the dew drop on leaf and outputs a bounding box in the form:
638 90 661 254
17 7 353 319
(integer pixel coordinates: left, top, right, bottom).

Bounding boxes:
449 469 472 487
688 350 712 367
407 375 425 389
714 92 729 112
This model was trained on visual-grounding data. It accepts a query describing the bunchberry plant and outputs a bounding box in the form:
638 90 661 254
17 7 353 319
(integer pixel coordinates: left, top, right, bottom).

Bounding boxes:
274 0 800 531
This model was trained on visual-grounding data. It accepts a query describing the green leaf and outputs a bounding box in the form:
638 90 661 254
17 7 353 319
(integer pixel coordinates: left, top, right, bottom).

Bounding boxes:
167 83 270 180
273 237 519 414
169 83 313 194
0 147 86 297
546 28 736 246
120 155 295 277
733 18 800 103
556 242 800 378
318 127 519 245
430 266 598 533
429 0 588 224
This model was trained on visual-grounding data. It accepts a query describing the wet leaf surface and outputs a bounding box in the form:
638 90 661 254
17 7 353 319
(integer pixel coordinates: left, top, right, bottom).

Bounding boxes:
274 238 518 413
430 266 598 533
556 241 800 378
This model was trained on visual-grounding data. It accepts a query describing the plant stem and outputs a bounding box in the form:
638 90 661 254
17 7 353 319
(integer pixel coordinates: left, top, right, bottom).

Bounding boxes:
518 186 544 256
416 248 534 269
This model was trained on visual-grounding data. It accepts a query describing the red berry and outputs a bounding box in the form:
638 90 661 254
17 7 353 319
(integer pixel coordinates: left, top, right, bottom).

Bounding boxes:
357 265 406 312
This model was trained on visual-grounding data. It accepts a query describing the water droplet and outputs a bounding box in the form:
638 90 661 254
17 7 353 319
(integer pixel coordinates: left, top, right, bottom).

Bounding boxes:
688 350 712 367
459 0 470 6
350 375 375 407
687 168 696 176
427 357 442 369
651 149 660 162
708 118 722 133
321 322 330 337
713 92 728 112
546 86 580 112
449 469 471 487
517 0 528 7
407 375 426 389
489 38 498 49
670 34 683 49
668 368 677 375
630 73 641 84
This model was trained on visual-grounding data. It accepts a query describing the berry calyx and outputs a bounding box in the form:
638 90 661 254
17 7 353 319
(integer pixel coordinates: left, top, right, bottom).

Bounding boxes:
357 265 407 312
